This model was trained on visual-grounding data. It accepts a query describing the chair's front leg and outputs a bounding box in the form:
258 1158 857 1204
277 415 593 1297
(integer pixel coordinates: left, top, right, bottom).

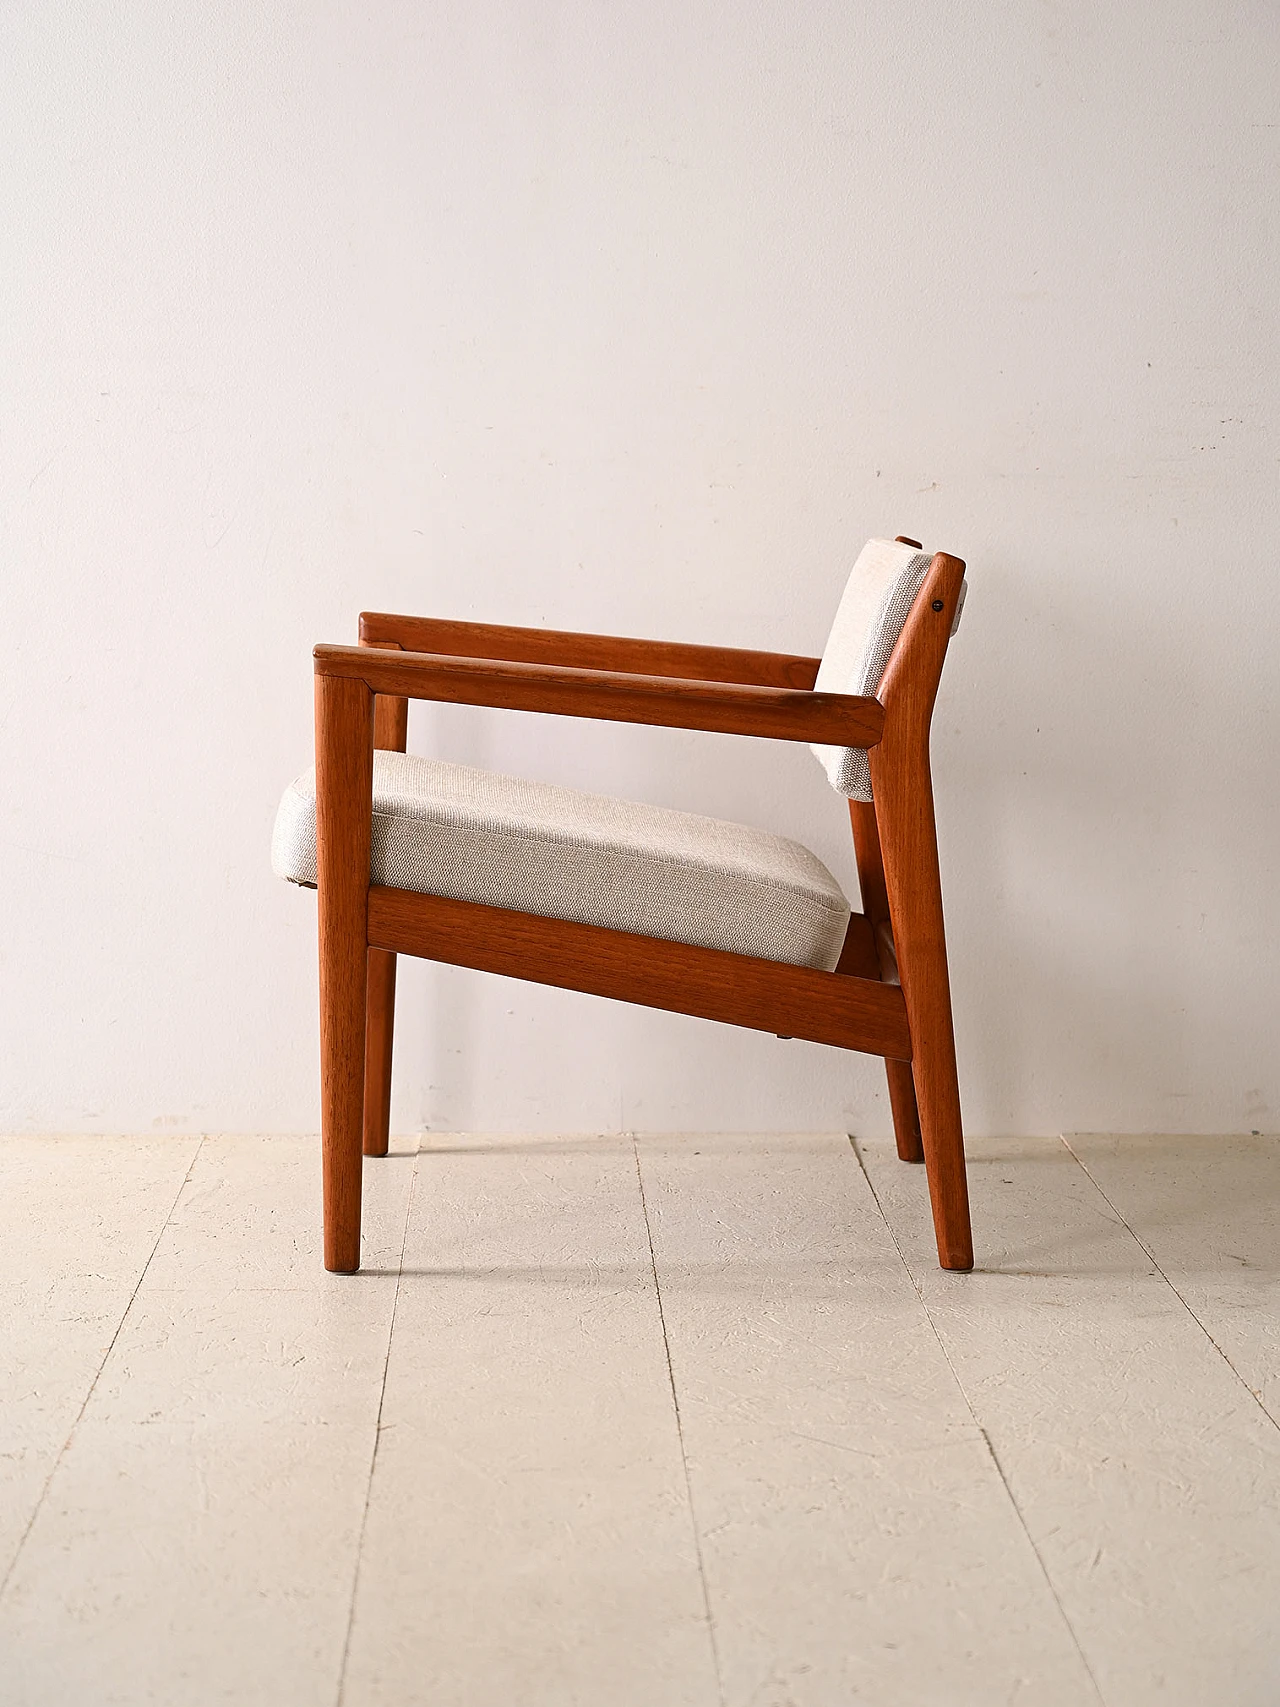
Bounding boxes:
315 671 375 1272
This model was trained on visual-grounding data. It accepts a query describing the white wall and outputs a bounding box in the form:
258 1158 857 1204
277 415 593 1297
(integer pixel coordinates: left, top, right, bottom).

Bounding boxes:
3 1 1277 1139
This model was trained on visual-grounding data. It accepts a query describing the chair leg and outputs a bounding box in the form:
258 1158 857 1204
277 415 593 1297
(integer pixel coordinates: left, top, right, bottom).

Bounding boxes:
315 672 375 1274
885 1060 924 1163
363 948 397 1158
847 801 926 1166
886 884 972 1269
870 793 973 1272
361 686 407 1163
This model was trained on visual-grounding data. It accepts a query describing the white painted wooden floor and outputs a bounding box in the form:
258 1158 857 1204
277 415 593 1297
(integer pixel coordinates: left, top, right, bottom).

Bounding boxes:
2 1131 1278 1706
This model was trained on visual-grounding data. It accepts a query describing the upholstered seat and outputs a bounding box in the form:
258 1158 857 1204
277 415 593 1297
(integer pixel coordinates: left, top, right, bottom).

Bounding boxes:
273 750 851 970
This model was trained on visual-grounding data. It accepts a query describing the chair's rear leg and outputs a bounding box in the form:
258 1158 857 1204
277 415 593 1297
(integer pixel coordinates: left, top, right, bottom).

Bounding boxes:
363 949 397 1158
885 1060 924 1163
315 672 375 1274
868 789 972 1271
894 927 969 1269
848 801 924 1164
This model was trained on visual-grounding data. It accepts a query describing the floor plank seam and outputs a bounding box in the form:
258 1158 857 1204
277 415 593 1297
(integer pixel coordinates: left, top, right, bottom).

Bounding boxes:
632 1138 726 1707
846 1134 1109 1707
335 1148 419 1707
1059 1135 1280 1434
0 1134 206 1603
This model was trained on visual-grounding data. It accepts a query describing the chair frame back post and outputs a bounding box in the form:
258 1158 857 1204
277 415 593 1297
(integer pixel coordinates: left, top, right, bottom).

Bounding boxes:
865 551 972 1269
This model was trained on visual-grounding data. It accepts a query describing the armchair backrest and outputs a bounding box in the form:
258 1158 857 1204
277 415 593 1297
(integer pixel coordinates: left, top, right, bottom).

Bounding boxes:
810 538 961 801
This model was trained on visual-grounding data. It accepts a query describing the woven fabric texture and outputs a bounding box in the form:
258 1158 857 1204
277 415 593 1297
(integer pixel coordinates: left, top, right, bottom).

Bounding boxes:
810 538 934 800
272 750 851 971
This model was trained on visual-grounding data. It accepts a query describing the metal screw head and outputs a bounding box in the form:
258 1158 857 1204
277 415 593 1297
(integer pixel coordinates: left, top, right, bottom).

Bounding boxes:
931 599 945 611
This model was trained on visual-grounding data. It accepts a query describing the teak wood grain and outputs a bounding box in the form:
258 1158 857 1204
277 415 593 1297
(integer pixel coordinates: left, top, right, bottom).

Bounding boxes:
312 643 884 747
366 887 912 1060
359 611 821 690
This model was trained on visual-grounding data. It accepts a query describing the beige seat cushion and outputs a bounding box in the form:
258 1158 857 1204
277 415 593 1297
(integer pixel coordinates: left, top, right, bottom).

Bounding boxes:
272 751 851 971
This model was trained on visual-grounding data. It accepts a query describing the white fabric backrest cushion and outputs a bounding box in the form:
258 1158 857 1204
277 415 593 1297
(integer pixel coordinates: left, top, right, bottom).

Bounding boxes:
810 538 933 801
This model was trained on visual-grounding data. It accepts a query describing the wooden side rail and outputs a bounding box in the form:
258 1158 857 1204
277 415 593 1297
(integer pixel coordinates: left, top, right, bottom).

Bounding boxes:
314 644 885 747
359 611 821 690
366 887 913 1061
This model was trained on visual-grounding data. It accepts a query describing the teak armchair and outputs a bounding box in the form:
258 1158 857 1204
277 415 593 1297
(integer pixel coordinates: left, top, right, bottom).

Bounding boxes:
273 537 973 1273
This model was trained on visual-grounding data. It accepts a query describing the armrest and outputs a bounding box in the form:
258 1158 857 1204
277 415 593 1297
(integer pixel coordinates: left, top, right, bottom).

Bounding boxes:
314 643 883 747
358 612 820 690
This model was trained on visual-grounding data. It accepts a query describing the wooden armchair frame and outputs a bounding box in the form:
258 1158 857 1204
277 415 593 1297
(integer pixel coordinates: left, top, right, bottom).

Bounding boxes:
310 544 972 1273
